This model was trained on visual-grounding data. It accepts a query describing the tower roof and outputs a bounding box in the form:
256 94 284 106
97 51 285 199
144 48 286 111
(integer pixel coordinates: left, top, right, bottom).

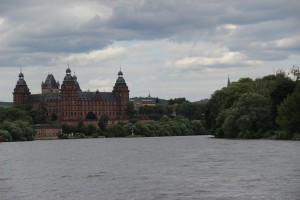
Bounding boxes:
64 67 74 81
118 70 123 76
116 70 126 83
66 67 71 74
16 71 26 85
42 74 59 88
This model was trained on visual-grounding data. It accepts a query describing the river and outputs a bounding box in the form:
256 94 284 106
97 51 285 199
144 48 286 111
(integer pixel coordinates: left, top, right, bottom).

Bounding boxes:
0 136 299 200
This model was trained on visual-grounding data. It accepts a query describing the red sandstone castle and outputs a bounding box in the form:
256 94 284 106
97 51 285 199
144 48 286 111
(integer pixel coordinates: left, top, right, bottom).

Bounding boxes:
13 67 129 125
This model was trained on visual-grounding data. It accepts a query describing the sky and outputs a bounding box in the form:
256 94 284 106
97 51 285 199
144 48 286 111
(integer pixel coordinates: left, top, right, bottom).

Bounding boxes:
0 0 299 102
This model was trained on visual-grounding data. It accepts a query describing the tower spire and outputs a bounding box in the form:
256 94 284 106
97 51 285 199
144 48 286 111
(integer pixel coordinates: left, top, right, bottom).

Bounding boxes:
227 76 231 87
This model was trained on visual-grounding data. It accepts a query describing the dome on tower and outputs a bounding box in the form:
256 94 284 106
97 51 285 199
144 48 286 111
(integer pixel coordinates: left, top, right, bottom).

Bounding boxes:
16 71 26 85
116 70 125 83
17 79 26 85
116 77 125 83
64 74 73 81
118 70 123 76
64 67 74 81
66 67 71 74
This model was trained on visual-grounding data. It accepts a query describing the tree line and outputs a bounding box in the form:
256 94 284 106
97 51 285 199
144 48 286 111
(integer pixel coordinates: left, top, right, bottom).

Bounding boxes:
205 66 300 139
1 66 299 141
59 108 205 139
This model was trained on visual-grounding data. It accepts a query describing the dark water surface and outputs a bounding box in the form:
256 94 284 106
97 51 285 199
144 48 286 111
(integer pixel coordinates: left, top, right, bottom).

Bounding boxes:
0 136 299 200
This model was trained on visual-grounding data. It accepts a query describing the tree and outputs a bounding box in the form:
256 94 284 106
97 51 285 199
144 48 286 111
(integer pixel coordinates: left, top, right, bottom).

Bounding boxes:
86 111 97 120
30 103 49 124
127 102 135 119
76 121 87 135
106 123 124 137
206 78 255 134
98 113 109 132
222 93 272 138
87 124 97 136
0 106 32 123
270 78 295 127
51 113 58 121
0 130 12 142
277 92 300 137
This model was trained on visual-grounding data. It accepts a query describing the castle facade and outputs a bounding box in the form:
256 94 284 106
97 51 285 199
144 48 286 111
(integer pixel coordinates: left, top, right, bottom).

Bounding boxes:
13 67 129 125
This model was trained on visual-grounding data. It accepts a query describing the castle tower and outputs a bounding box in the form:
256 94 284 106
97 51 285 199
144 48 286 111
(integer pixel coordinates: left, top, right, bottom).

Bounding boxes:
113 70 129 119
60 67 81 120
41 74 60 94
13 71 31 105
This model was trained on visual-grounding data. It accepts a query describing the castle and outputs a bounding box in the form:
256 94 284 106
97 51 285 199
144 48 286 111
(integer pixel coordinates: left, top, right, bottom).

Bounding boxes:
13 67 129 125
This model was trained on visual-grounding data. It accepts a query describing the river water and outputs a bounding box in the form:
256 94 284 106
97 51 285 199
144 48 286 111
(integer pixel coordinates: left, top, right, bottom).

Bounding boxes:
0 136 299 200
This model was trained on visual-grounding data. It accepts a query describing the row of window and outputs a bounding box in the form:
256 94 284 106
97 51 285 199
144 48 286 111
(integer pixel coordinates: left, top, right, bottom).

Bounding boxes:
47 107 116 113
56 111 119 116
47 102 117 106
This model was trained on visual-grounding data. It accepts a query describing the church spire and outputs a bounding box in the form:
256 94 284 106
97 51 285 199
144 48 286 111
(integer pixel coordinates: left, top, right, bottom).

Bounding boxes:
227 76 231 87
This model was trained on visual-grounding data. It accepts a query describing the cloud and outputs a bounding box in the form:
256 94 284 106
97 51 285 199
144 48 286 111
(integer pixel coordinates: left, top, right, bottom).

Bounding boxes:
65 45 127 64
0 0 299 102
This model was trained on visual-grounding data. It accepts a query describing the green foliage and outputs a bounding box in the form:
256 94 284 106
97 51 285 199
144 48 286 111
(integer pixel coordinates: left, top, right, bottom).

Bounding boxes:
86 111 97 120
0 130 12 142
137 102 206 122
1 120 35 141
127 102 136 119
76 121 85 134
275 131 293 140
106 123 125 137
51 113 58 121
74 132 86 138
58 133 69 139
92 132 99 138
30 103 49 124
98 113 109 131
0 106 36 142
168 97 188 105
206 69 299 139
59 122 100 139
270 77 296 126
206 78 255 132
61 124 74 134
87 124 97 136
0 106 32 123
176 102 206 120
221 93 271 138
276 91 300 137
103 116 207 138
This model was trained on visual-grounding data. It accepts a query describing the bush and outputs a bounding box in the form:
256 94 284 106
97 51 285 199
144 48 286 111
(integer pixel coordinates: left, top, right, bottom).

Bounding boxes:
0 130 12 142
92 133 99 138
58 133 69 139
275 131 293 140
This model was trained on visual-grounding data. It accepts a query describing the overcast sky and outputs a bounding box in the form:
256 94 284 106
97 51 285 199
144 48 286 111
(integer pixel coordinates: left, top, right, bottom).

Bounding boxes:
0 0 299 102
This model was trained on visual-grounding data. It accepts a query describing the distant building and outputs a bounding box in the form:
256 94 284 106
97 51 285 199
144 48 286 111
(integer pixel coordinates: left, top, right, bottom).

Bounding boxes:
35 124 62 139
129 94 156 111
13 67 129 125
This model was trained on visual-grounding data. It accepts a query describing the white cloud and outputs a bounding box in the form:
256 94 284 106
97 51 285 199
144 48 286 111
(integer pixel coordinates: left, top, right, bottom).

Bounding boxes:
65 45 127 64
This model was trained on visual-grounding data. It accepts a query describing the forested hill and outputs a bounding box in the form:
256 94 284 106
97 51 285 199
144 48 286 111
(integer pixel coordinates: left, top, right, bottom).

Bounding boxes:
0 102 13 107
206 67 300 140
